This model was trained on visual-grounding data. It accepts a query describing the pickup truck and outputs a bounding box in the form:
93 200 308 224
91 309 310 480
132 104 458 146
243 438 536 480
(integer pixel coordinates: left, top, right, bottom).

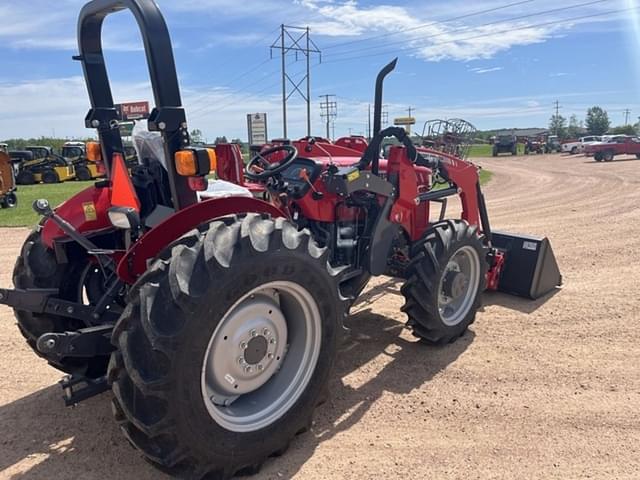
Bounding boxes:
584 135 640 161
561 136 601 154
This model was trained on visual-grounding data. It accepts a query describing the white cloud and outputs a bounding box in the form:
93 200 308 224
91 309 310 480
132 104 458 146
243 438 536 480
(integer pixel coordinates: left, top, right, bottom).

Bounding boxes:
469 66 503 74
298 0 625 62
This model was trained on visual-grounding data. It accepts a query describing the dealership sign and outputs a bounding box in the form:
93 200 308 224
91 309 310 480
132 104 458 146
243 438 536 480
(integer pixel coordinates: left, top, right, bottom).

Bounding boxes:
247 113 268 145
116 101 150 121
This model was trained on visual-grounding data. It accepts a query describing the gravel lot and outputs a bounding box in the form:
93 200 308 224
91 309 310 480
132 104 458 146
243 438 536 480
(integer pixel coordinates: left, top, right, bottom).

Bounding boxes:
0 153 639 479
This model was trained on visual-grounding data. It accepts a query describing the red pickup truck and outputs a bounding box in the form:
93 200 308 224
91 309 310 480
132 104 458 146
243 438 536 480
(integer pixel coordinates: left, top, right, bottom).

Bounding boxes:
585 135 640 161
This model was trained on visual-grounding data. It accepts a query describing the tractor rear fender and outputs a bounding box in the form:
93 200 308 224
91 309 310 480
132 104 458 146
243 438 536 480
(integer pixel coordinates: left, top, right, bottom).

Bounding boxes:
41 185 114 249
116 196 286 284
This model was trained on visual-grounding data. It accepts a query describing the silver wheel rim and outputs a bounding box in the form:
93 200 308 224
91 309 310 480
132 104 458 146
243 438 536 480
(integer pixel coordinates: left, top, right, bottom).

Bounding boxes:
201 281 322 433
437 245 480 327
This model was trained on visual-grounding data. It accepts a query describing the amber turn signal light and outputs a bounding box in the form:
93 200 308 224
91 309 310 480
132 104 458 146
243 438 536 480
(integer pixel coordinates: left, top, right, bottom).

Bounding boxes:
175 148 217 176
86 142 102 162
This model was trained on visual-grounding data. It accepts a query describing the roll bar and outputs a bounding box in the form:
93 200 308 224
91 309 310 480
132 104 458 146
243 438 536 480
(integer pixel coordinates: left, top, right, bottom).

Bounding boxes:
75 0 195 209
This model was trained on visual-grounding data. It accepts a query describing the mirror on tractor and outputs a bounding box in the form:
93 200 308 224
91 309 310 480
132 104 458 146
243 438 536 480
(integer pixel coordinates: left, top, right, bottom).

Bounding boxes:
108 206 141 231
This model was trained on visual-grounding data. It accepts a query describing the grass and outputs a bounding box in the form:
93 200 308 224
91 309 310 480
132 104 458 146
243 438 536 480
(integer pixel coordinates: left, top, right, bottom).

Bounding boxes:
0 168 494 228
468 144 525 157
479 168 493 185
0 181 93 228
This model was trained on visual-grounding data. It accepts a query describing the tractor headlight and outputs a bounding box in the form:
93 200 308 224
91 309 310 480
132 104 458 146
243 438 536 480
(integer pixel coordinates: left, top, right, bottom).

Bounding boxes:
175 148 216 176
108 206 140 231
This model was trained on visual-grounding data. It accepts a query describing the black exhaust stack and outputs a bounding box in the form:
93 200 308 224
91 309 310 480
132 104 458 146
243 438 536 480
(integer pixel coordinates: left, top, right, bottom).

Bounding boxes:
492 231 562 299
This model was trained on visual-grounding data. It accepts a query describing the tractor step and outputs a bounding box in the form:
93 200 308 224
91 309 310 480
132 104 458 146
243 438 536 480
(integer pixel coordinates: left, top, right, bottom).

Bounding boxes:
491 231 562 299
60 374 109 406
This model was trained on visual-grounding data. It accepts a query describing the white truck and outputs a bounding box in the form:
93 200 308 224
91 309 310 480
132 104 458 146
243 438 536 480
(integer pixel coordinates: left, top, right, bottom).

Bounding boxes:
561 136 602 154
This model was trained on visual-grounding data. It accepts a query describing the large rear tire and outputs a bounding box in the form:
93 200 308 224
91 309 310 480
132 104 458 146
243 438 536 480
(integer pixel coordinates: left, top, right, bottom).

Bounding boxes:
401 220 488 345
108 214 344 479
12 230 112 377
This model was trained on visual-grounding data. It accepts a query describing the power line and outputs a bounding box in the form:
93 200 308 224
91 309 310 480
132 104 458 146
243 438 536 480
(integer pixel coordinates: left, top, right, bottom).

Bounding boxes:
323 0 540 51
323 4 634 65
188 56 305 119
319 94 338 140
325 0 612 61
271 25 321 138
187 62 280 117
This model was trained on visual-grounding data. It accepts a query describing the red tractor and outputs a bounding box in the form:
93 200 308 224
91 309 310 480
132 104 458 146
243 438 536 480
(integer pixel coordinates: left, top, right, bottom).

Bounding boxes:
0 0 561 478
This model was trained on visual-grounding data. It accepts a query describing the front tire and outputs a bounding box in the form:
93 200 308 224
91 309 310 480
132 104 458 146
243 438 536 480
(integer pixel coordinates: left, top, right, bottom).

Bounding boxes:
16 170 35 185
603 150 614 162
108 214 344 478
2 192 17 208
75 166 92 181
42 169 60 184
401 220 488 345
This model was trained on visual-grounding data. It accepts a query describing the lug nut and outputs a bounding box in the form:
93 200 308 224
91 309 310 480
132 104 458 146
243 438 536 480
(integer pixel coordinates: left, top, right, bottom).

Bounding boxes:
238 357 245 365
263 328 270 336
245 366 253 374
250 329 257 337
240 342 247 350
257 364 264 371
267 353 274 359
269 338 276 345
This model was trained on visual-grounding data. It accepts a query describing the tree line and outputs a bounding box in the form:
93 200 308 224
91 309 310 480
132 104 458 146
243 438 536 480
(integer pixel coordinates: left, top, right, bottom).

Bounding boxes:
548 106 636 140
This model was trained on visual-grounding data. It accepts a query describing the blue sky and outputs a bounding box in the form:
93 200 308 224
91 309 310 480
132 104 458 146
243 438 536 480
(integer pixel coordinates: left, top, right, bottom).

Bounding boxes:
1 0 639 141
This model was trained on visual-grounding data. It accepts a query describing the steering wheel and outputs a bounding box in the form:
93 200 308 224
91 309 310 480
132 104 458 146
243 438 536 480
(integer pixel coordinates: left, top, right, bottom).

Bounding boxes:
245 145 298 181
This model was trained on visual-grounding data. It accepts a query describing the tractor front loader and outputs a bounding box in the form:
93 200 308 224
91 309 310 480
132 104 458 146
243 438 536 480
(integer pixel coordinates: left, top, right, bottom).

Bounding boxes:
0 0 561 478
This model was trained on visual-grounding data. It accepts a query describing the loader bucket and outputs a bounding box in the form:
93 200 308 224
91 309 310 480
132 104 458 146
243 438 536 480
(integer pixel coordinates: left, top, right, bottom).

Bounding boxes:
492 231 562 299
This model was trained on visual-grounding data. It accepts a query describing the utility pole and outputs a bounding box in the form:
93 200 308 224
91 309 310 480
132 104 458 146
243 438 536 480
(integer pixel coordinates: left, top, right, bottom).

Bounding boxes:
368 104 371 140
271 25 321 138
623 109 631 125
553 100 561 136
382 105 389 126
319 95 338 140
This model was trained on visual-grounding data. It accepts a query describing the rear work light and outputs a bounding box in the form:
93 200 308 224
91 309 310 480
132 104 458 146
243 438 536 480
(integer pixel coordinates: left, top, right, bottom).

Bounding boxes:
175 148 217 177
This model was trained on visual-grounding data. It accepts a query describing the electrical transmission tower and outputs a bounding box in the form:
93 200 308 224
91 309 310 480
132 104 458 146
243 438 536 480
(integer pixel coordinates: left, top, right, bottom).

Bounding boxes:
271 25 321 138
382 105 389 126
553 100 561 135
319 95 337 140
623 109 631 125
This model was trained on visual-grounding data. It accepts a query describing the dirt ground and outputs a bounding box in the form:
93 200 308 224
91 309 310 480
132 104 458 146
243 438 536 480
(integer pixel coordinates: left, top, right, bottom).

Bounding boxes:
0 153 639 479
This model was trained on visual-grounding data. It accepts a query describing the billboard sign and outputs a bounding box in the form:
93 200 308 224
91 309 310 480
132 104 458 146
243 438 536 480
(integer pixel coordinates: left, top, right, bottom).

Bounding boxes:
247 113 268 145
393 117 416 126
116 101 150 121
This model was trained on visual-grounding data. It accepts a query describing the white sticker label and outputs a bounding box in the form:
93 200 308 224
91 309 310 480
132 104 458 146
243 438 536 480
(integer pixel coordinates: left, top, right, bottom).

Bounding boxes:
522 241 538 251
